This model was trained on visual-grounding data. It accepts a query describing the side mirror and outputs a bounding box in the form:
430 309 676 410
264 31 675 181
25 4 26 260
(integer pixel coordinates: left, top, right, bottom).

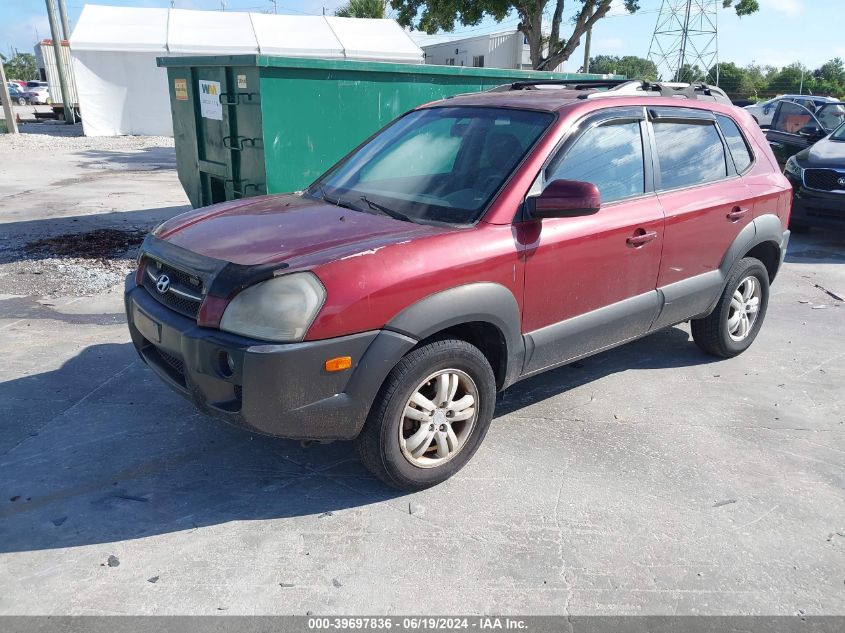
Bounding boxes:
525 179 601 219
798 126 825 141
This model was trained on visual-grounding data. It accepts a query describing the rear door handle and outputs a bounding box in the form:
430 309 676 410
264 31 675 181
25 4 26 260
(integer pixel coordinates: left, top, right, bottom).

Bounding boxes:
727 206 749 221
626 230 658 247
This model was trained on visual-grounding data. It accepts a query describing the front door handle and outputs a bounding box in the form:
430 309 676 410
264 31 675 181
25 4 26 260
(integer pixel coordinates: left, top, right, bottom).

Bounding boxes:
727 206 749 222
626 230 658 247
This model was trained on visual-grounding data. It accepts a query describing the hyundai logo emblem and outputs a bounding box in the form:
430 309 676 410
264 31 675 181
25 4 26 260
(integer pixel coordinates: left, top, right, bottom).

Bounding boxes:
838 177 845 187
156 274 171 294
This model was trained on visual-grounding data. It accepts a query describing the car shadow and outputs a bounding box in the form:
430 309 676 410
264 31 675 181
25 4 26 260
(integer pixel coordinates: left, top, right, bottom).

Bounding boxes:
0 322 712 554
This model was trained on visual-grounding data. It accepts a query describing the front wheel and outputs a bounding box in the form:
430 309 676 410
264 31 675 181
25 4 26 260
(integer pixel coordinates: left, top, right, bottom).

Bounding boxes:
691 257 770 358
355 338 496 491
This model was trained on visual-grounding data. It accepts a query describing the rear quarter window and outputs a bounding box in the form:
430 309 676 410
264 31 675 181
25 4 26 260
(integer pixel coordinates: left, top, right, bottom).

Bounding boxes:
716 115 754 173
653 121 727 190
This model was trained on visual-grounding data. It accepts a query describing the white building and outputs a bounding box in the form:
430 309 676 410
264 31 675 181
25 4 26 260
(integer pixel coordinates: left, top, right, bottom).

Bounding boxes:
69 4 424 137
419 30 565 72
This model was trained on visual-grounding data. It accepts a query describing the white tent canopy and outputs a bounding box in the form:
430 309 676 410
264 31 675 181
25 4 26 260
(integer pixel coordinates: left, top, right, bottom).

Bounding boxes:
70 4 424 137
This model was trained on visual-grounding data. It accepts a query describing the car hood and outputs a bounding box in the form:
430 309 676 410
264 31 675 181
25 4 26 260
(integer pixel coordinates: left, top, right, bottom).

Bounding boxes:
154 193 448 267
798 136 845 167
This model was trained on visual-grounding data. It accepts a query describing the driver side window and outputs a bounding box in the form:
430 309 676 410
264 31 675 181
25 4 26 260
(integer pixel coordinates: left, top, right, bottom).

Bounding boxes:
545 120 645 205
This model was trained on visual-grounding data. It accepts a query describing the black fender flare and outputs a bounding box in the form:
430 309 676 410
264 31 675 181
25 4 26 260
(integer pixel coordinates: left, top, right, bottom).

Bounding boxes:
719 213 787 279
385 282 525 389
698 213 788 317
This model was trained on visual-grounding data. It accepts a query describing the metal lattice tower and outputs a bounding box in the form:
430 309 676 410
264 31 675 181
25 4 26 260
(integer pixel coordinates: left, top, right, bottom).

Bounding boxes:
647 0 719 84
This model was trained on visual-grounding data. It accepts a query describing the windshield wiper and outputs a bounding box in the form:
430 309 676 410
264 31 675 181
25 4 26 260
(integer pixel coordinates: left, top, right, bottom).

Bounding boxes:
316 185 359 212
358 195 415 223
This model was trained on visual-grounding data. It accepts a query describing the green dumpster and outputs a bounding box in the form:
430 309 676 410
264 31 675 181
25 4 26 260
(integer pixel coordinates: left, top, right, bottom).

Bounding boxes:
158 55 618 208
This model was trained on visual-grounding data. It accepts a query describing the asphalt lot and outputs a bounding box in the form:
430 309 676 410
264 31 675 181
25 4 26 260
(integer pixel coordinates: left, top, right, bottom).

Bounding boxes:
0 126 843 616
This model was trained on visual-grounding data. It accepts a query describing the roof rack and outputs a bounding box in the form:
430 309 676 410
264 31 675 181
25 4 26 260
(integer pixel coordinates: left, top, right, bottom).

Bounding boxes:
489 78 631 92
490 78 732 105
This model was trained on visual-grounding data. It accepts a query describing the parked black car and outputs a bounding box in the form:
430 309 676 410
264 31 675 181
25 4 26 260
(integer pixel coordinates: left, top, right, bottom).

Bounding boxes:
1 84 29 106
765 101 845 166
782 121 845 232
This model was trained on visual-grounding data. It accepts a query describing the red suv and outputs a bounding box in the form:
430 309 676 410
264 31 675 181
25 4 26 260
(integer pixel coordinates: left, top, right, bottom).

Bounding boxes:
125 81 792 490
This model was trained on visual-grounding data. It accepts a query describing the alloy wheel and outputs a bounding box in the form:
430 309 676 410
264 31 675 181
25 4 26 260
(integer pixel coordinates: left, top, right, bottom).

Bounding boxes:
398 369 478 468
727 275 761 341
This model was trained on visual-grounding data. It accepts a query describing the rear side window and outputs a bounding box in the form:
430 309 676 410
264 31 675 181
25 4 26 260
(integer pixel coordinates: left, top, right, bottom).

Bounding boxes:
652 121 727 190
546 121 645 204
716 115 753 173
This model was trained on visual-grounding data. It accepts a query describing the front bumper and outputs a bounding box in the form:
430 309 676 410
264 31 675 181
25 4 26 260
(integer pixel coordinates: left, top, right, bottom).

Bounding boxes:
125 276 415 440
787 174 845 229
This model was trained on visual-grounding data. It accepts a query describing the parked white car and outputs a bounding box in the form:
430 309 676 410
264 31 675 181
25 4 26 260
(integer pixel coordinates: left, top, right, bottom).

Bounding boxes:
25 86 52 104
745 94 838 127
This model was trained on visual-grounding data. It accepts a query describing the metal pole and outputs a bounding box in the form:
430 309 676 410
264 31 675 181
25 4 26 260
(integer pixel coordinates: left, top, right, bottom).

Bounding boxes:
0 56 20 134
44 0 75 124
56 0 71 40
582 26 592 74
799 68 804 94
676 0 693 82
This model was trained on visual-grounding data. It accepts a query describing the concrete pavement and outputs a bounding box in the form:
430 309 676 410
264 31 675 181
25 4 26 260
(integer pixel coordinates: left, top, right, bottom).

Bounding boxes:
0 132 843 616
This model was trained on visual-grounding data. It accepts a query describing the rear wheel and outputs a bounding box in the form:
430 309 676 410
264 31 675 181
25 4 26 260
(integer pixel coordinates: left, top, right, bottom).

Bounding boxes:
691 257 770 358
355 338 496 491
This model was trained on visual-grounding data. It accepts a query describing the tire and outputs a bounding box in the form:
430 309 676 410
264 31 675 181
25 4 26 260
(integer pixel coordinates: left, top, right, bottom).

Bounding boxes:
355 338 496 491
17 97 26 106
691 257 770 358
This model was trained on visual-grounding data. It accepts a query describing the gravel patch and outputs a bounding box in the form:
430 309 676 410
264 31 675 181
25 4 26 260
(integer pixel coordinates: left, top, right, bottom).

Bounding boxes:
0 124 174 152
0 228 148 297
1 256 137 296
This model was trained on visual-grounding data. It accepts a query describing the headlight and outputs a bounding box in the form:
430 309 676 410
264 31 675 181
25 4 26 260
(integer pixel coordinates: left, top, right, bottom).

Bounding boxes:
220 272 325 342
784 156 803 179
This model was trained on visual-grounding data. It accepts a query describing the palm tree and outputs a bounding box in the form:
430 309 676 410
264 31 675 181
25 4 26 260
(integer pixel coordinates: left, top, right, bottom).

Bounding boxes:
334 0 385 19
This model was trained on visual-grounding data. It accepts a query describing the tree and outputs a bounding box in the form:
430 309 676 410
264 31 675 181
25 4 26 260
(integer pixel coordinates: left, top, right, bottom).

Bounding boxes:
589 55 657 80
0 53 38 81
391 0 760 71
335 0 386 18
812 57 845 96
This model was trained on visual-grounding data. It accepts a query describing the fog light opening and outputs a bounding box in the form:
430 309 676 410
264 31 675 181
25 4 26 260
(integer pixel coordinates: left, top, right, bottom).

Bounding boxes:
219 351 236 377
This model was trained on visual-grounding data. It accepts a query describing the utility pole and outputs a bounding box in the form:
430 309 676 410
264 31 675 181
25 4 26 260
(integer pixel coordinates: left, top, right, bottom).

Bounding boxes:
44 0 75 124
56 0 71 40
582 26 592 74
0 56 20 134
270 0 278 13
799 68 804 94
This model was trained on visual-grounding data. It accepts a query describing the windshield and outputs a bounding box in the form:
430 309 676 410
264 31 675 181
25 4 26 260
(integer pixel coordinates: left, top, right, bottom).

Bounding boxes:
816 103 845 130
310 107 554 225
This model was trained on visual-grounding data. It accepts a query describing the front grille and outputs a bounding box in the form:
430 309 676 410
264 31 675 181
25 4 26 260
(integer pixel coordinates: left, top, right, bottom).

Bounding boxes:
141 257 204 319
157 349 185 377
804 169 845 192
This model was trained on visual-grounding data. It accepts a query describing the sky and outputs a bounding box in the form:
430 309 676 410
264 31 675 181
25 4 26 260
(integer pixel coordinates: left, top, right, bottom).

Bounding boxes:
2 0 843 73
